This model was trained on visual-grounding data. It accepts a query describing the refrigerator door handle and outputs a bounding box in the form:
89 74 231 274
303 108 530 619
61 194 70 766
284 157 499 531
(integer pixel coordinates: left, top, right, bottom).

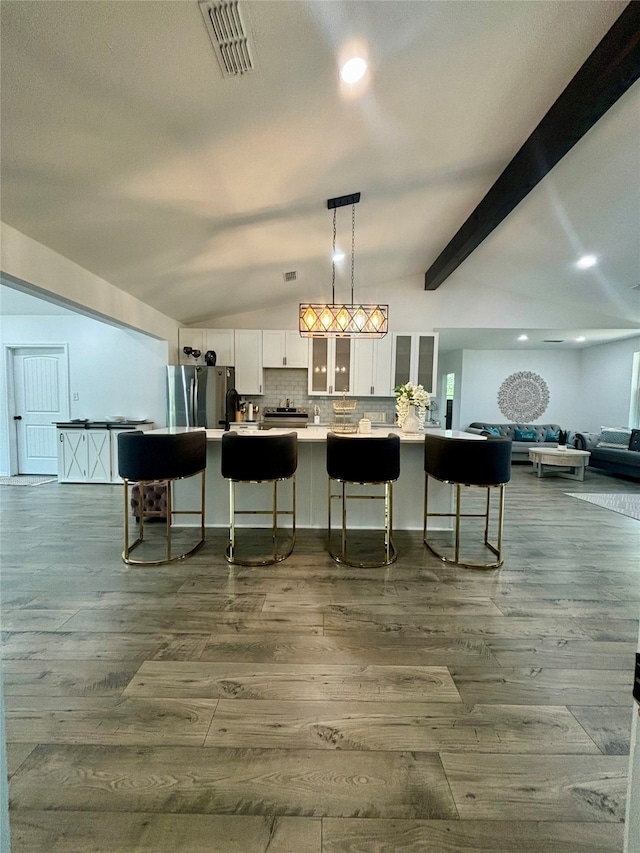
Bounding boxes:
190 377 197 425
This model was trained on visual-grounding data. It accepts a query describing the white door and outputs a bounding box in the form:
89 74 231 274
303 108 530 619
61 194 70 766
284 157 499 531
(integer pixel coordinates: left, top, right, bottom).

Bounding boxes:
12 346 69 474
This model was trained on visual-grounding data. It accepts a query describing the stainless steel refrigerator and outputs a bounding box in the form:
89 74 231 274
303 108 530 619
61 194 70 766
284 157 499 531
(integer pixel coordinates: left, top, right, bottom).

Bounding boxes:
166 365 236 429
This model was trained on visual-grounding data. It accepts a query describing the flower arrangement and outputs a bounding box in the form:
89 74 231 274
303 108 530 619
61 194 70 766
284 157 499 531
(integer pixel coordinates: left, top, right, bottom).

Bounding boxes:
395 382 430 429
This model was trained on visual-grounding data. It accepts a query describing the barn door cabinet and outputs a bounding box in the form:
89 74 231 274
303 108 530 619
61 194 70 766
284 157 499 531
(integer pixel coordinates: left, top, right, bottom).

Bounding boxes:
57 423 153 483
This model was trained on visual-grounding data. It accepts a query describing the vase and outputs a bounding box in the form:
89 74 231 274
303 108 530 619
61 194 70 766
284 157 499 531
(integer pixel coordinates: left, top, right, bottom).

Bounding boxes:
402 404 420 434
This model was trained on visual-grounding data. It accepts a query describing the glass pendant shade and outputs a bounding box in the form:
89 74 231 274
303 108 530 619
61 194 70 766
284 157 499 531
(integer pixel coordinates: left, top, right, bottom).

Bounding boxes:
299 302 388 337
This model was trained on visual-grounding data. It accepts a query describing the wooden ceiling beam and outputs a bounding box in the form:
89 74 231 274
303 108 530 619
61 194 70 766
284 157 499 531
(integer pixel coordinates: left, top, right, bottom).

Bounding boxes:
424 2 640 291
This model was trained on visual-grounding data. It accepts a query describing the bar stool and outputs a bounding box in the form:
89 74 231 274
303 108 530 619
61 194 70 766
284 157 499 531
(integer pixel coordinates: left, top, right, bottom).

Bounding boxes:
423 434 511 569
118 430 207 566
326 432 400 568
221 431 297 566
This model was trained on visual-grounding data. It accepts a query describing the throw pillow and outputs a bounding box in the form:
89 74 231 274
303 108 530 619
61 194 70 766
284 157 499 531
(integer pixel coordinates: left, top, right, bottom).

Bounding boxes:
629 429 640 452
544 430 560 442
597 427 632 449
513 428 537 441
485 427 501 436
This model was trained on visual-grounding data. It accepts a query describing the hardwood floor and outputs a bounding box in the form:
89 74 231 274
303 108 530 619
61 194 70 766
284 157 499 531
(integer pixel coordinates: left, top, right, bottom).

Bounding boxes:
2 465 639 852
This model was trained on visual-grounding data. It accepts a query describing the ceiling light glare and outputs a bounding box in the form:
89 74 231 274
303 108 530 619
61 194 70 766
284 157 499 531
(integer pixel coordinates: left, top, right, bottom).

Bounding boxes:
576 335 586 342
576 254 597 269
332 251 345 263
341 57 367 84
518 334 528 341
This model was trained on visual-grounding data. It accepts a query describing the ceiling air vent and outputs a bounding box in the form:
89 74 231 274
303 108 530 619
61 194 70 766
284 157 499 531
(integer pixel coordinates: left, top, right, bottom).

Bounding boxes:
198 1 255 77
283 271 297 282
543 339 564 343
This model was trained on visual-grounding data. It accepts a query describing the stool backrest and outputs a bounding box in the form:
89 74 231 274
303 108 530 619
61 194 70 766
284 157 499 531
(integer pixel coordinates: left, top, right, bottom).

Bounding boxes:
326 432 401 483
221 431 298 481
424 434 511 486
118 430 207 481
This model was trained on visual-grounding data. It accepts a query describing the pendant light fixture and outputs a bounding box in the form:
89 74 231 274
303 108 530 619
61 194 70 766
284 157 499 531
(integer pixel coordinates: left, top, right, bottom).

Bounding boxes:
299 193 388 337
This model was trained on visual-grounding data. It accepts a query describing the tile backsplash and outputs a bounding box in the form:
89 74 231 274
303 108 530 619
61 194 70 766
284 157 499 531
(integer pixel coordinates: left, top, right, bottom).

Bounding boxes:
243 369 398 424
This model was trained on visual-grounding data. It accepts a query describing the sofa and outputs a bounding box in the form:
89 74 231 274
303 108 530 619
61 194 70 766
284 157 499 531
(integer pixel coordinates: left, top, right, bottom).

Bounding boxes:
465 422 565 462
573 427 640 480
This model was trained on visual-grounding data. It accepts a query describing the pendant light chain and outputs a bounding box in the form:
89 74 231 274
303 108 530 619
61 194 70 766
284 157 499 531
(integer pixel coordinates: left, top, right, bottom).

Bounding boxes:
351 203 355 304
332 208 337 304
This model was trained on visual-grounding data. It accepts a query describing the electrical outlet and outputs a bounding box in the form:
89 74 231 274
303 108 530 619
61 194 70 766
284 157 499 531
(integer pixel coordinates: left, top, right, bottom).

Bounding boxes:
73 392 79 401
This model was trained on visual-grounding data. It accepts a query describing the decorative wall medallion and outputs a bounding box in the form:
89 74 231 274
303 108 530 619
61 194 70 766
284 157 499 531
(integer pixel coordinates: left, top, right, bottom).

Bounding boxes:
497 371 549 421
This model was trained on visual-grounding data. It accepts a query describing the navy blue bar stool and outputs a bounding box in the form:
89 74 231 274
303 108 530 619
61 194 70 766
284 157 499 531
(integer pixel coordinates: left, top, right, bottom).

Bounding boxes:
118 430 206 566
326 432 401 567
423 434 511 569
221 431 298 566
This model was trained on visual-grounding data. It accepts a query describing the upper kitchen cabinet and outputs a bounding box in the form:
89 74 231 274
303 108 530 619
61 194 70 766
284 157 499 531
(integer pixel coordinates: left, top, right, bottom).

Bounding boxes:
234 330 263 395
352 335 394 397
308 337 353 396
178 328 205 364
391 333 439 394
178 329 235 365
205 329 235 366
263 330 309 369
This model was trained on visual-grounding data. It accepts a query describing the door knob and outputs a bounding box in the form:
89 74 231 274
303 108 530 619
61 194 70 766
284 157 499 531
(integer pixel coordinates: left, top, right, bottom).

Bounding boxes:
13 415 22 420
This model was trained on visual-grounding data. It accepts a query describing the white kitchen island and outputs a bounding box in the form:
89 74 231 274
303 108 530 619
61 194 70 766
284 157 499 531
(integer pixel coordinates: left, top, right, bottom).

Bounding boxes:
147 426 484 531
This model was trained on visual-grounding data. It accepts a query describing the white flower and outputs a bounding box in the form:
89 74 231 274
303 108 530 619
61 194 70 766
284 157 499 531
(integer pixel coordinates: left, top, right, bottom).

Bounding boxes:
394 382 430 428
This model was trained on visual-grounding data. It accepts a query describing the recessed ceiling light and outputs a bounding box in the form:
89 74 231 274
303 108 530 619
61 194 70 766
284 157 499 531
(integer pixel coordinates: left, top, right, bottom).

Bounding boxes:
340 57 367 84
576 335 586 342
518 334 528 341
575 254 597 269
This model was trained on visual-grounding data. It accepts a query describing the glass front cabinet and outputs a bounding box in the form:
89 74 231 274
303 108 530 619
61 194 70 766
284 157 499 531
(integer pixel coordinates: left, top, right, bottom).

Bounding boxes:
391 333 439 394
308 337 353 395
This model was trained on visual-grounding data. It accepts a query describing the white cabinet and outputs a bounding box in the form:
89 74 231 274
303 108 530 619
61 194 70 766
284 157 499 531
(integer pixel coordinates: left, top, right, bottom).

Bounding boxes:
352 335 394 397
391 333 439 395
58 425 153 483
234 330 263 395
205 329 235 365
308 337 353 396
179 329 235 365
178 329 206 364
263 330 308 368
58 429 111 483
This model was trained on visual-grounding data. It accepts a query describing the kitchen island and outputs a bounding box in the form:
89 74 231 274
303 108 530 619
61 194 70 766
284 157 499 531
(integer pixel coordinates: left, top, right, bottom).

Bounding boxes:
147 426 484 531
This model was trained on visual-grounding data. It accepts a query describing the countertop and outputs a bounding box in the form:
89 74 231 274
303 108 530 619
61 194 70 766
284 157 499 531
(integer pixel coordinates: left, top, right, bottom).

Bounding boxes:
55 420 153 429
146 426 483 443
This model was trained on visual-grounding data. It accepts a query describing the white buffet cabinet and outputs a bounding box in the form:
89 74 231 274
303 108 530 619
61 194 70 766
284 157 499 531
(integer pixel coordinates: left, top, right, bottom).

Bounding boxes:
156 426 481 531
57 422 154 483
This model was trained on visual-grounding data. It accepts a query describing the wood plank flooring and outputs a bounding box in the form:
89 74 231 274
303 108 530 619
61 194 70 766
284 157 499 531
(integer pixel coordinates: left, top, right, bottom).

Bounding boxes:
2 465 639 852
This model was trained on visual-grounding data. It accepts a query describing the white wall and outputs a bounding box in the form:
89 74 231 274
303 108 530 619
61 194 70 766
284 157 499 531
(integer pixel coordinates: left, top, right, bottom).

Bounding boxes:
1 222 180 351
578 336 640 433
457 349 582 430
193 273 633 333
0 314 168 476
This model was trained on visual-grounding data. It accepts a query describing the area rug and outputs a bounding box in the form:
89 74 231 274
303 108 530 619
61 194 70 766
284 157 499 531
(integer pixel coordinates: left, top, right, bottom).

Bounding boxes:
566 492 640 521
0 475 57 486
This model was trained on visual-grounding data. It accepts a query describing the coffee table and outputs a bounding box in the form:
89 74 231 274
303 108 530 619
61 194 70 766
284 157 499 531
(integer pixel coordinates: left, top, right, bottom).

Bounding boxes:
528 447 591 481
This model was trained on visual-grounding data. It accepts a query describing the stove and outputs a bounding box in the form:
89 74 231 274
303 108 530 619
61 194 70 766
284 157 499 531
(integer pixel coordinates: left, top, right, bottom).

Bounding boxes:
260 407 309 429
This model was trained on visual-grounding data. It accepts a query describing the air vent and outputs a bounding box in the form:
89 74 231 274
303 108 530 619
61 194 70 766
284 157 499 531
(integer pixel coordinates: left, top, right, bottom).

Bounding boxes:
283 271 297 282
198 1 255 77
543 339 564 343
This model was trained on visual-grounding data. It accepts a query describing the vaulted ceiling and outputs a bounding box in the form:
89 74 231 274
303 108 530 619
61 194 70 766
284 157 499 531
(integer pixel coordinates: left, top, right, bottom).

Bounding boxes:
1 1 638 342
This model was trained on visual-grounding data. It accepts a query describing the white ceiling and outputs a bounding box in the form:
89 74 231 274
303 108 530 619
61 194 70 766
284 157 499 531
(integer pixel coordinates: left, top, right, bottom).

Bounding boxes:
1 1 638 349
